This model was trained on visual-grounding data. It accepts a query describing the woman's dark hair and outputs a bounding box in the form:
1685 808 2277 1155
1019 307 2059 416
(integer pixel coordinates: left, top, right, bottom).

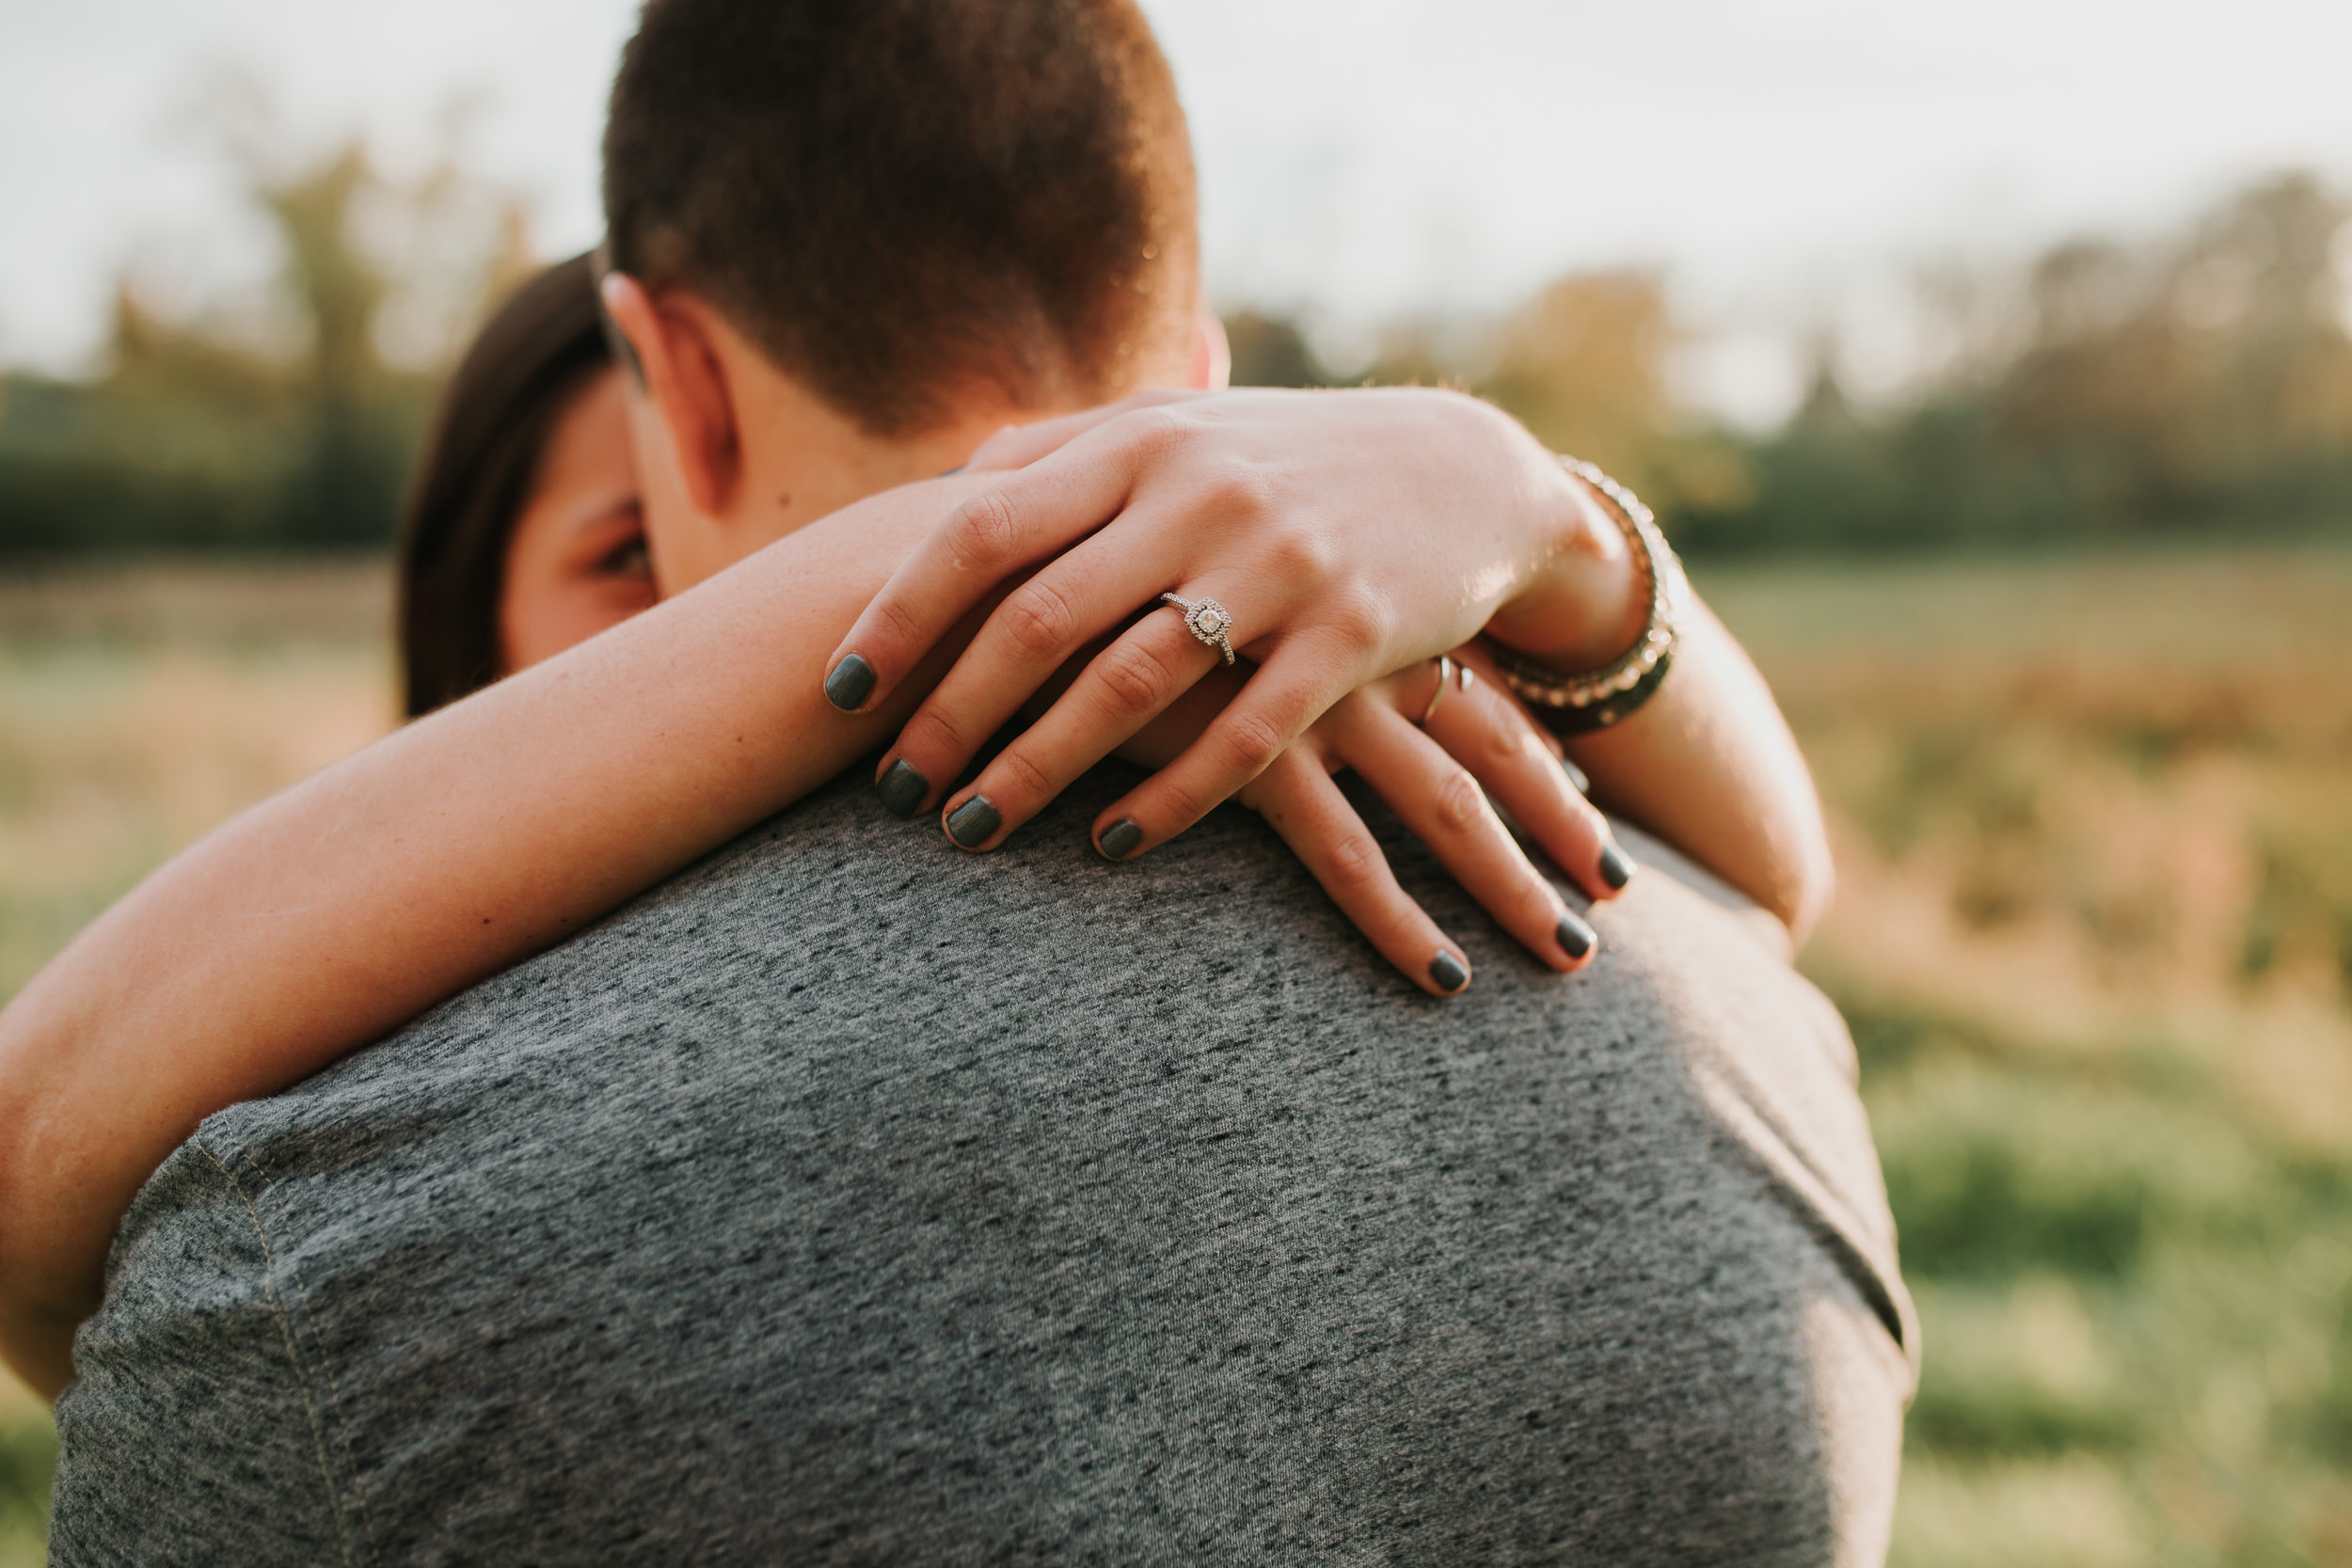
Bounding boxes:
397 253 612 717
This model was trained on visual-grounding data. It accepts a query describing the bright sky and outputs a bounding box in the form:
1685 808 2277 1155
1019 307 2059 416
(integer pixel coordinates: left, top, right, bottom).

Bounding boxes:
5 0 2349 421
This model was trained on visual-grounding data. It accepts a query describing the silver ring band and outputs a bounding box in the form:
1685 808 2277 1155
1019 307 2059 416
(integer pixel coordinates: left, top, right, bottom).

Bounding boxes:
1417 656 1473 725
1161 593 1235 665
1418 657 1455 724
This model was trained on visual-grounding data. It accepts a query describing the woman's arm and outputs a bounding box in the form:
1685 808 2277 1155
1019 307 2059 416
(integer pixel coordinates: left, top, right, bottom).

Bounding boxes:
0 453 1621 1396
1475 478 1834 942
1552 602 1832 942
0 391 1822 1397
0 475 982 1395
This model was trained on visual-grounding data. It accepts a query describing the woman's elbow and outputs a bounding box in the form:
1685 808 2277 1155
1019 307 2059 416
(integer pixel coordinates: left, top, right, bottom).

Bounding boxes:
1779 828 1836 949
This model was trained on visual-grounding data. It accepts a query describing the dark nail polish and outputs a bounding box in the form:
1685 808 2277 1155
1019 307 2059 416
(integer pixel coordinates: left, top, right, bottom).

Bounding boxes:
946 795 1000 848
1556 911 1597 959
1561 756 1591 795
1429 952 1469 992
824 653 876 711
1597 845 1633 891
1098 818 1144 860
875 759 927 819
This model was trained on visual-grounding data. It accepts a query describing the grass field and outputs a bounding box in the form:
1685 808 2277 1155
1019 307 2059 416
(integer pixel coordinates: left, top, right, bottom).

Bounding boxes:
1709 551 2352 1565
3 550 2349 1562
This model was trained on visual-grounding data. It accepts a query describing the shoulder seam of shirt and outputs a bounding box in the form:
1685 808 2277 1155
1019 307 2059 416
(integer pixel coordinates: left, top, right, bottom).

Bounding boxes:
1688 1066 1921 1386
194 1136 377 1568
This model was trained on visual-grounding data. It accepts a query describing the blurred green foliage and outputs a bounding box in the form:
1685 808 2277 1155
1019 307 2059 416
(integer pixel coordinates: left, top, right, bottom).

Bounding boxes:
9 150 2348 558
0 125 526 558
1707 550 2352 1563
0 563 398 1556
0 1410 54 1568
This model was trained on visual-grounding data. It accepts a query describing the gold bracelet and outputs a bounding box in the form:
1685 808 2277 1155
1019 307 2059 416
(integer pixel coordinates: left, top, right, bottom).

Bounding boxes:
1483 456 1687 730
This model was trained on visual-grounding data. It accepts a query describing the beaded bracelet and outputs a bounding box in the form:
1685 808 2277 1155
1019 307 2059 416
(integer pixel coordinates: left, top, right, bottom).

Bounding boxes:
1483 455 1688 736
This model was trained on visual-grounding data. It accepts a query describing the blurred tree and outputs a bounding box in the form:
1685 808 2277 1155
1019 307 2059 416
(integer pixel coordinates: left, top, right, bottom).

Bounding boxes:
2185 174 2352 470
0 89 534 556
1475 270 1676 491
1992 173 2352 530
1682 169 2352 552
1470 270 1751 520
12 136 2352 558
106 285 286 412
1789 348 1862 439
263 145 390 404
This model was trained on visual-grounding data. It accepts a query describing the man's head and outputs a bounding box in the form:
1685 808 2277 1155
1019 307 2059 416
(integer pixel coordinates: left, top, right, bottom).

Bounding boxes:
596 0 1221 590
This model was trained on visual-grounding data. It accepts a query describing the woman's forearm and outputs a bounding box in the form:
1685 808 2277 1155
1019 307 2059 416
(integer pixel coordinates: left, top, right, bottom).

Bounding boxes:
0 442 1830 1397
1563 598 1835 943
1483 474 1832 942
0 476 987 1392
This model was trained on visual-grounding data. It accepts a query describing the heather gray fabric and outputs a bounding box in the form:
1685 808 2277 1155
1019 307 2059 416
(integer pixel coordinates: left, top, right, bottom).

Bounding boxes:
51 763 1915 1566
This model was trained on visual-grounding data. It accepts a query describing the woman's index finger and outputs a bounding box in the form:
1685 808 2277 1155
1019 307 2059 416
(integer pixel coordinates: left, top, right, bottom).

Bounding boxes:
821 432 1151 711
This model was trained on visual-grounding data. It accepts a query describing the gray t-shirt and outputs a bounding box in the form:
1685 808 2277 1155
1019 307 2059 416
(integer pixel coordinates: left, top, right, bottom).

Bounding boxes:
49 765 1915 1566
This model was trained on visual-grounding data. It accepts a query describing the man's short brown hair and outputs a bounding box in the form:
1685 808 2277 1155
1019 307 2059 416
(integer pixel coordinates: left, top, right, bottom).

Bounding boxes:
603 0 1198 436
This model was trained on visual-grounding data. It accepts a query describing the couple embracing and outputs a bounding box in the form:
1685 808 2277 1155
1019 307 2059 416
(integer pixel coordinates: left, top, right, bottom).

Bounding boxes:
0 0 1915 1561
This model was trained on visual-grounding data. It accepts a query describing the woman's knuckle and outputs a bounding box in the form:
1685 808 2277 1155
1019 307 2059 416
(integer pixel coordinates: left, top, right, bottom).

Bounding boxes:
1154 782 1207 828
1000 579 1077 658
900 705 967 760
947 490 1024 569
1324 830 1388 894
1478 721 1531 770
873 594 929 651
1095 641 1173 716
1126 405 1193 461
1266 524 1334 582
1209 466 1275 523
1325 589 1390 652
1219 711 1286 773
1434 768 1489 833
993 745 1055 800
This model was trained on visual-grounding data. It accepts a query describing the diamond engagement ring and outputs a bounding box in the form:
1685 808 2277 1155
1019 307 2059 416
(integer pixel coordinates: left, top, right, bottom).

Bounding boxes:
1161 593 1236 664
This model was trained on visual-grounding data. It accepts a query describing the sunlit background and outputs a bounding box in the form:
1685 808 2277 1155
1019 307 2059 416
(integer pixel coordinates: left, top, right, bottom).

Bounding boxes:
5 2 2352 1562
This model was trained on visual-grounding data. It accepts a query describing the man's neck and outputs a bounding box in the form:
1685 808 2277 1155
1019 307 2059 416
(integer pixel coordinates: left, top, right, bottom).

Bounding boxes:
728 376 1032 552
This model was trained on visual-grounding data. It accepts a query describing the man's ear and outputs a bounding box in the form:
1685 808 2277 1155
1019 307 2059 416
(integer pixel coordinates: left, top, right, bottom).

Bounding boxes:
1187 308 1232 390
598 273 742 517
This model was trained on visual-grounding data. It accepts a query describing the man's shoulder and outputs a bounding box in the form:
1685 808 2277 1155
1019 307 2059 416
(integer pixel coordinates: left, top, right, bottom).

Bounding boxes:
165 755 1859 1219
223 769 1794 1142
157 757 1890 1335
59 763 1914 1564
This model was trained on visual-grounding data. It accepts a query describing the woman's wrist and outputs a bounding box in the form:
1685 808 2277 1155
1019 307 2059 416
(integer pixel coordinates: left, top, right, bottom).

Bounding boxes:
1486 461 1649 671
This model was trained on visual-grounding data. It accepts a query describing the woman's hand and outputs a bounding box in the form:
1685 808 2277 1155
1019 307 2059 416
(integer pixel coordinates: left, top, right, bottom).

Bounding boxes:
1108 640 1631 997
824 388 1646 863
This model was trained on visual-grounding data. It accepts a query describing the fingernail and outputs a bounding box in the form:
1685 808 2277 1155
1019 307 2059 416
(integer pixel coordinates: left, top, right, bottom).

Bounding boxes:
1598 845 1633 891
1098 818 1144 860
1561 756 1590 795
824 653 876 711
875 759 927 819
1556 911 1597 960
946 795 1000 848
1429 952 1469 993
